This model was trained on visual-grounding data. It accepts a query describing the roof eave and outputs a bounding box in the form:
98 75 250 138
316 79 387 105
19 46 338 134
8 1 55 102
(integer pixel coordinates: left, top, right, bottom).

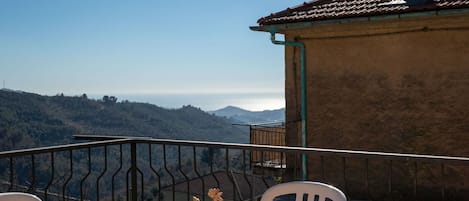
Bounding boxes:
249 25 287 33
251 7 469 33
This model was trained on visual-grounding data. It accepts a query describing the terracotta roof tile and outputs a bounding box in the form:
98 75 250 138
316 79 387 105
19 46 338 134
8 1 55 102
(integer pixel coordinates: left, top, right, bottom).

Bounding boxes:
257 0 469 25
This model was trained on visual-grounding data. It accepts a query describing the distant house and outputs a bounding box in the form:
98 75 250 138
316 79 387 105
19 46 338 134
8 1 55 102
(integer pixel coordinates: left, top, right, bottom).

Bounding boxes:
251 0 469 182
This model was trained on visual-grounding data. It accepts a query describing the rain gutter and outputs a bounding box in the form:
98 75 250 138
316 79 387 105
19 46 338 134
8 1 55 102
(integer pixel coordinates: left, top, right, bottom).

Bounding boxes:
253 27 308 181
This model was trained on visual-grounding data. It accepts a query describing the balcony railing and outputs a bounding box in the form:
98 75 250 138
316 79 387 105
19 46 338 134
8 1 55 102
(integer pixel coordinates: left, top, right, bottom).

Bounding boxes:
1 135 469 201
249 123 285 169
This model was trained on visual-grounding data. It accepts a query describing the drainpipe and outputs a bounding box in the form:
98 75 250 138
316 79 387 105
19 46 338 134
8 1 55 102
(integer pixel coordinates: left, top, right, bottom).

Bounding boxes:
269 31 308 181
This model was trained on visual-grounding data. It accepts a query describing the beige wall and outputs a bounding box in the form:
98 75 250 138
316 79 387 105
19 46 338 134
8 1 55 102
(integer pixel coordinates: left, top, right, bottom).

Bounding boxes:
284 13 469 156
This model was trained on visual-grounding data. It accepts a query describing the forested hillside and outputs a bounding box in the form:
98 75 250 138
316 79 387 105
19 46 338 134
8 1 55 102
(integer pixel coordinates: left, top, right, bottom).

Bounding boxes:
0 90 247 151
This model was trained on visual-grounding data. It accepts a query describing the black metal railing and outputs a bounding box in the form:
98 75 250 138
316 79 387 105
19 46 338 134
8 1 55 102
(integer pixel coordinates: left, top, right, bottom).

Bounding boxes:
1 135 469 201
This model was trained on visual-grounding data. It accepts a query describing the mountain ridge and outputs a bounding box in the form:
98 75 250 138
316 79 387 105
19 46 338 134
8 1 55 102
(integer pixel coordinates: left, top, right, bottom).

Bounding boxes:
209 105 285 124
0 90 248 151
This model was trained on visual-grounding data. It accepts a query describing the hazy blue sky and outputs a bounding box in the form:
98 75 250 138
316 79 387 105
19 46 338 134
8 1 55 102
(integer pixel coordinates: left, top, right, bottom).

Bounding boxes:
0 0 305 110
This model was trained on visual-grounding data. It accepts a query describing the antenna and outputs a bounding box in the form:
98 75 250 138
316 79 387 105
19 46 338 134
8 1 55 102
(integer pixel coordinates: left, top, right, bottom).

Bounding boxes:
2 80 4 89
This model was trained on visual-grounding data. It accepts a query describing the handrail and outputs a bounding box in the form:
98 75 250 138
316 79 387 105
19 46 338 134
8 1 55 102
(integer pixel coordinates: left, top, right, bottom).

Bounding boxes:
139 138 469 165
2 136 468 165
0 138 131 158
74 135 152 141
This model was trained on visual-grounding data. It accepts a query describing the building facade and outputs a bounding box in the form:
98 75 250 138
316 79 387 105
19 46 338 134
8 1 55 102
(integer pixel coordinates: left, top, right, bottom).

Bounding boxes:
252 0 469 156
252 1 469 197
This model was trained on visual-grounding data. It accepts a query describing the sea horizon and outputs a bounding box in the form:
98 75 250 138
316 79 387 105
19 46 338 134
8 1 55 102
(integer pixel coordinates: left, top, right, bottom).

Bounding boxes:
88 92 285 112
1 88 285 111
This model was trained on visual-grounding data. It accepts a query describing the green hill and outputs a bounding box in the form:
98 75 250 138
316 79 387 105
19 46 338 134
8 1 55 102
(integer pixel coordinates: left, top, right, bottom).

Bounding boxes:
0 90 248 151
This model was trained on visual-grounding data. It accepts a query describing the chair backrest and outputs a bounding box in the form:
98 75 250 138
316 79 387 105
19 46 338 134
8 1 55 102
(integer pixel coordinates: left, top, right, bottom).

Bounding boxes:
0 192 42 201
260 181 346 201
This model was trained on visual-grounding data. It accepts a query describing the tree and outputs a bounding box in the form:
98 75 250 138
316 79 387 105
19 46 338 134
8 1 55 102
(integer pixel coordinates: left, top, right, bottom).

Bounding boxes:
102 95 117 104
201 147 221 165
109 96 118 103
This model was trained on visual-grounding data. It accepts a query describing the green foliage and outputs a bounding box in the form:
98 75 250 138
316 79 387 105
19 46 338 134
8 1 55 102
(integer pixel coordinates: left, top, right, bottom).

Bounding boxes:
200 147 222 165
0 90 248 151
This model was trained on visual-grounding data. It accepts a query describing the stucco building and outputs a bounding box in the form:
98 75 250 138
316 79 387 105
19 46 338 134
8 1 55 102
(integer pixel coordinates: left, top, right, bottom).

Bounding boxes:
252 0 469 156
251 1 469 198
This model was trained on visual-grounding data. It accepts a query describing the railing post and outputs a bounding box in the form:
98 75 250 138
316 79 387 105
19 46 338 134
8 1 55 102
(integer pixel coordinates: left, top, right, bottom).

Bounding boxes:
131 142 138 201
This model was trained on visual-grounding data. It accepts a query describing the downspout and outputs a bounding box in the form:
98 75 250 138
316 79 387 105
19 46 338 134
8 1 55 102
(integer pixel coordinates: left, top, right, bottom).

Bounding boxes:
269 31 308 181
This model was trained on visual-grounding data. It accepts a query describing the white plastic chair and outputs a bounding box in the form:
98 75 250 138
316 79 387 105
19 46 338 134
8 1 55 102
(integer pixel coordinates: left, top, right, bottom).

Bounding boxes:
0 192 42 201
260 181 347 201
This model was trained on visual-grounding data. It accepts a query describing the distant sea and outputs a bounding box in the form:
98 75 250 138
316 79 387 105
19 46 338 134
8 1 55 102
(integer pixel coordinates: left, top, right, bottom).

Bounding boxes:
89 92 285 111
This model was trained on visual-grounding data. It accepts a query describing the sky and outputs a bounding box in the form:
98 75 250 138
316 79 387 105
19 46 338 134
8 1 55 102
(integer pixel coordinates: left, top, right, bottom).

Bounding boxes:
0 0 306 110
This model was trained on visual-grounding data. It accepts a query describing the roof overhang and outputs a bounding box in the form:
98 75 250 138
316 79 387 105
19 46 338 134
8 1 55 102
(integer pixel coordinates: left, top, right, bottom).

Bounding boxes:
250 7 469 33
